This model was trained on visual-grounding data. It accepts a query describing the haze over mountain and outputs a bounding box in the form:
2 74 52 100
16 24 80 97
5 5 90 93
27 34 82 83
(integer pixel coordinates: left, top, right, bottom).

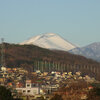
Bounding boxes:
20 33 100 62
20 33 76 51
70 42 100 62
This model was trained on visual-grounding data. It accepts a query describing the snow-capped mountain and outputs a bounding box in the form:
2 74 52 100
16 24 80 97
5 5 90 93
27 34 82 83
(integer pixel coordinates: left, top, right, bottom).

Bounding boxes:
69 42 100 61
20 33 76 51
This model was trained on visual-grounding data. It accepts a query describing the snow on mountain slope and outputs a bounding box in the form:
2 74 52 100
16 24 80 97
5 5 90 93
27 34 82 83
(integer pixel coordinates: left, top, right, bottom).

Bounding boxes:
69 42 100 61
20 33 76 51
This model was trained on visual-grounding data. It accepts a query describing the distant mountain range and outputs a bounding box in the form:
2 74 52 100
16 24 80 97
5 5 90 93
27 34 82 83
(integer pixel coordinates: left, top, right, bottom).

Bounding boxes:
20 33 100 62
69 42 100 62
20 33 76 51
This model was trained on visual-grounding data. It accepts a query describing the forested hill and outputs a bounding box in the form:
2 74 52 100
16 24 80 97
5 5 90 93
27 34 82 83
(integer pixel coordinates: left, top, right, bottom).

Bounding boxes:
0 43 100 80
0 43 99 67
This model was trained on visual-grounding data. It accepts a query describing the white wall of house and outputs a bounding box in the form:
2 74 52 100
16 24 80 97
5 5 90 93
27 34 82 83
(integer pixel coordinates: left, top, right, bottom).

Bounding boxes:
16 87 40 95
16 80 40 96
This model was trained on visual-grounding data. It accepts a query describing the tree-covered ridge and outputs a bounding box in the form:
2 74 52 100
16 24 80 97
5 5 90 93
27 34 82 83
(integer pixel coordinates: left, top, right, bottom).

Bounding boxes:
1 43 99 66
0 43 100 80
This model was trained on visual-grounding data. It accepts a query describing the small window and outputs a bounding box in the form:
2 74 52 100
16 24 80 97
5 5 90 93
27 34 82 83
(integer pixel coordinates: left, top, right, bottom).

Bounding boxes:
27 84 30 87
23 90 26 93
27 90 31 93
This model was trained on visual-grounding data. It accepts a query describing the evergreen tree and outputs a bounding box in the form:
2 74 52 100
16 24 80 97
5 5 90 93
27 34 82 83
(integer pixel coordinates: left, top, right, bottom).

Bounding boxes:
0 86 13 100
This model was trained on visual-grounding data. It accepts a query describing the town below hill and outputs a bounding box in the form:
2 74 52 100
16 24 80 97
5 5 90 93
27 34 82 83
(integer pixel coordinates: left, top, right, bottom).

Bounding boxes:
0 43 100 100
0 43 100 80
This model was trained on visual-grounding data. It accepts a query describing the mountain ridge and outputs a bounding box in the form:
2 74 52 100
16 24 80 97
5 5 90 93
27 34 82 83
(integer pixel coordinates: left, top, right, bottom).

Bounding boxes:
20 33 76 51
69 42 100 62
20 33 100 62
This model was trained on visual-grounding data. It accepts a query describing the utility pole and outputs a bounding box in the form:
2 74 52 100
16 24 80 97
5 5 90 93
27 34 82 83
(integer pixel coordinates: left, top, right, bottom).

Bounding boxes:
1 38 5 66
1 38 6 71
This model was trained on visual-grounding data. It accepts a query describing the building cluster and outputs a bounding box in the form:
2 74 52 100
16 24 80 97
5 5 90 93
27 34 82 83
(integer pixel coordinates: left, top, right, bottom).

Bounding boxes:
0 66 97 100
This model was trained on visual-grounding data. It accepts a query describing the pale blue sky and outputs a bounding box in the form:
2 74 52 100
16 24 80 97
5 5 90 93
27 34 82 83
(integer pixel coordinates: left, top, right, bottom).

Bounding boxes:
0 0 100 47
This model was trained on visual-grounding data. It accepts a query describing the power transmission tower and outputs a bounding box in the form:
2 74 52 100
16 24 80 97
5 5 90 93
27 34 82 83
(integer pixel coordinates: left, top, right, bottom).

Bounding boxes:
1 38 6 68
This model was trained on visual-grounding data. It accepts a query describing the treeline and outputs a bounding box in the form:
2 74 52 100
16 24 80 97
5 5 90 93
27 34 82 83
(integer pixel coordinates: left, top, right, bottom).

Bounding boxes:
0 43 100 80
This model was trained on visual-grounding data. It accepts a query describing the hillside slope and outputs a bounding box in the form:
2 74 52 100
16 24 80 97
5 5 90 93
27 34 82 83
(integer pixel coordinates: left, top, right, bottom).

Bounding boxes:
0 43 100 80
70 42 100 62
1 43 99 67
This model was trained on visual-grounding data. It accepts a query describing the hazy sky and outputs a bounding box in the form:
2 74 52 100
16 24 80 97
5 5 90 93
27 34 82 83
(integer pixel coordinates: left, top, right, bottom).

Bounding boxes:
0 0 100 47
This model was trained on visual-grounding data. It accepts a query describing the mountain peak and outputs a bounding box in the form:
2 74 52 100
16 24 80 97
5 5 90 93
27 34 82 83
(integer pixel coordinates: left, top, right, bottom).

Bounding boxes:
44 33 56 36
20 33 76 51
38 33 57 39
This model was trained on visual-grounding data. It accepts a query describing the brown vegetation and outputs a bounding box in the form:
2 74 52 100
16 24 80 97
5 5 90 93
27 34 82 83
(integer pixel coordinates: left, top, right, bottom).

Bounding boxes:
0 43 100 80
